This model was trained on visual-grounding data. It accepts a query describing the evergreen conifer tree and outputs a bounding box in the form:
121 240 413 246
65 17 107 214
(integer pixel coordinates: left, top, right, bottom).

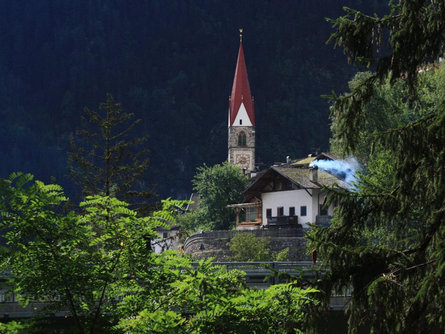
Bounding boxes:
68 94 153 210
308 1 445 332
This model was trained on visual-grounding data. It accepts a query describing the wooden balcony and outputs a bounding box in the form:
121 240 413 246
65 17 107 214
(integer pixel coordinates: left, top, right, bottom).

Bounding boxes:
228 202 262 229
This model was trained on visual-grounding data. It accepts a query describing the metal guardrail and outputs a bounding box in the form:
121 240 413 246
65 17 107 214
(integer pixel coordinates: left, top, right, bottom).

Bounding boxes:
1 261 350 318
212 260 315 271
201 261 351 309
199 261 322 286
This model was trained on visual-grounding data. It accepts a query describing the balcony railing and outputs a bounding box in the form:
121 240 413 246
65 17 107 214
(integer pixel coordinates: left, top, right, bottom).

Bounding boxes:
316 215 332 226
267 215 300 227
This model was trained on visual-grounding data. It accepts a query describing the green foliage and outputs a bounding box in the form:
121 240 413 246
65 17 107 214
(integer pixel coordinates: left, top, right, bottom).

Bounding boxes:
330 72 401 160
275 247 290 262
228 233 270 261
327 1 445 154
68 94 152 211
0 321 33 334
0 173 319 332
186 283 318 334
327 1 445 96
115 309 184 334
116 255 319 333
330 66 445 161
191 162 249 230
311 1 445 332
176 209 201 233
0 173 184 333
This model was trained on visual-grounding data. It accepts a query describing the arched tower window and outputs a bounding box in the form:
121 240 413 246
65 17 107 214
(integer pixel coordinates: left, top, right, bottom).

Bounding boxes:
238 131 247 146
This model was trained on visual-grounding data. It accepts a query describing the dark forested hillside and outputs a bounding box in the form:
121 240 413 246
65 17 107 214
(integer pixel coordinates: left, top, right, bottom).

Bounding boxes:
0 0 388 199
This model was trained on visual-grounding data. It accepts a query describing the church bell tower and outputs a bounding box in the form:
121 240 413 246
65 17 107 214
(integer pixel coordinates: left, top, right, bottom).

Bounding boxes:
228 29 255 172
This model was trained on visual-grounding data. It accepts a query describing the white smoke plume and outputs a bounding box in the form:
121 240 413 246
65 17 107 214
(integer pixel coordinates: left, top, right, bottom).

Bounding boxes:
309 157 361 185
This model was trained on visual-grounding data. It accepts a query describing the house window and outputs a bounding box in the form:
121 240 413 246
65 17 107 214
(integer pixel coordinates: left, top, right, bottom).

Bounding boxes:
238 131 246 146
289 207 295 216
300 206 307 217
246 207 258 222
266 209 272 218
319 205 328 216
277 207 284 216
239 119 243 125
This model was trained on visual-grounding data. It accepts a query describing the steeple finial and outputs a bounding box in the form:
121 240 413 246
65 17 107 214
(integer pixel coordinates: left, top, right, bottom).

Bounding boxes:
239 28 243 43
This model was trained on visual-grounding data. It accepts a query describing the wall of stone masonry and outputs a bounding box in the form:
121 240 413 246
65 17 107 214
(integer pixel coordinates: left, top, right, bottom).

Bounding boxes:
183 228 310 261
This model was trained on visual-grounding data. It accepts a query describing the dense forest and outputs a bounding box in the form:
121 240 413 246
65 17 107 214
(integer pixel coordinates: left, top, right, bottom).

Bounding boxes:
0 0 388 199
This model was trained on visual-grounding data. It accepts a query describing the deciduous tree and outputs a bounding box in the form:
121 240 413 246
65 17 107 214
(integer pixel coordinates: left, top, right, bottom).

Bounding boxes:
0 173 183 333
116 257 318 333
190 162 249 230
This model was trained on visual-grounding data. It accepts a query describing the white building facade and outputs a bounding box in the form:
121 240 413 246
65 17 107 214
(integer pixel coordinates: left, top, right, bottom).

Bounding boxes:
232 165 348 230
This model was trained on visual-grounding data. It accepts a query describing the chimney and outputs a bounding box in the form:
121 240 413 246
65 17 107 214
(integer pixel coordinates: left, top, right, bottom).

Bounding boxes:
286 156 291 164
309 166 318 183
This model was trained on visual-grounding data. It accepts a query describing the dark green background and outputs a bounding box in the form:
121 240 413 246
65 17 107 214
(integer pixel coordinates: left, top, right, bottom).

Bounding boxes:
0 0 387 199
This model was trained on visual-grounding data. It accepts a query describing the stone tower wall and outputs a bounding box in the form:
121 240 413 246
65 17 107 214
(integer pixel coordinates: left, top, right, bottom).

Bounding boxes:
228 126 255 171
228 126 255 148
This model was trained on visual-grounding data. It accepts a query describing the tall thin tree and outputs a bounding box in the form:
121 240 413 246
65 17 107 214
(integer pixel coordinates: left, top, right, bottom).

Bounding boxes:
68 94 153 209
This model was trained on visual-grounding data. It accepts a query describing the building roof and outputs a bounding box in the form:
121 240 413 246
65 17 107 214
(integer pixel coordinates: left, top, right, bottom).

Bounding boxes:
244 166 350 198
292 152 340 167
315 152 340 161
273 166 350 189
229 41 255 126
292 156 316 166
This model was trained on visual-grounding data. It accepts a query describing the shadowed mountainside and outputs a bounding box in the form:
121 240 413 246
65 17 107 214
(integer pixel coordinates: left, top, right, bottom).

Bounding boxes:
0 0 388 199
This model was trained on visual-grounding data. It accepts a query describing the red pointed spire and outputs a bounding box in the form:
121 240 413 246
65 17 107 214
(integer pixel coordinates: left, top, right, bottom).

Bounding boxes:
229 36 255 126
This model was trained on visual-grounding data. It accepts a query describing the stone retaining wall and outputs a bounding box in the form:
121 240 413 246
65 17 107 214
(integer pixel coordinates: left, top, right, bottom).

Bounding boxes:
183 228 310 261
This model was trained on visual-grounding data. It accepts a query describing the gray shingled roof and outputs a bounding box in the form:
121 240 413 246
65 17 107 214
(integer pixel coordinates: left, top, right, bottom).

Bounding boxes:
273 166 350 189
244 166 350 197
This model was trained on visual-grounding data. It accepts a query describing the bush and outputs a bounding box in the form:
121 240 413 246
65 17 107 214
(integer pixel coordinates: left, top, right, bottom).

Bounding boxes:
228 233 269 261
